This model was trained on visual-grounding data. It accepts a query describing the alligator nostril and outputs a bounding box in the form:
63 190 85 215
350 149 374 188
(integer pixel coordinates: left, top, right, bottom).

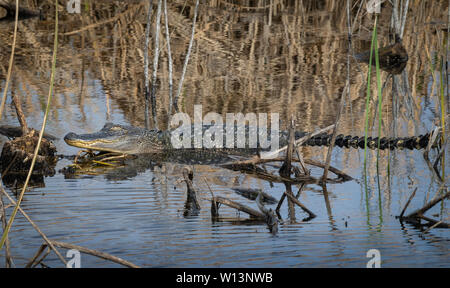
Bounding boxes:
64 132 77 141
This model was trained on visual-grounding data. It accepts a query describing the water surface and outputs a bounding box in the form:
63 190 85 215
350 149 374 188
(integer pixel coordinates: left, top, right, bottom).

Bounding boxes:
0 0 448 267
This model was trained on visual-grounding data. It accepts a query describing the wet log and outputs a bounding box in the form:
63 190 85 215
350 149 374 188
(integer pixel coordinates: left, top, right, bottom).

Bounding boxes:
283 190 316 219
232 187 277 204
400 187 417 218
212 196 265 220
222 156 352 184
0 129 57 183
256 192 278 234
418 215 450 229
182 167 200 216
405 190 450 219
279 119 295 178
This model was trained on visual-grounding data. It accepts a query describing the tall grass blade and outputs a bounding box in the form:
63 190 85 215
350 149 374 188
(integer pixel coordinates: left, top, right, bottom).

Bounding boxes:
363 16 378 188
0 0 59 250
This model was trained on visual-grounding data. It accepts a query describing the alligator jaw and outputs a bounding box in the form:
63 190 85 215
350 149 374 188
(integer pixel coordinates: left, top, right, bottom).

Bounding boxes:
64 132 128 154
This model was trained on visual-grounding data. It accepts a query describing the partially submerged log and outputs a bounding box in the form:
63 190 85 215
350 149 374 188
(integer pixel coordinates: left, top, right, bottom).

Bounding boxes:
283 190 316 219
256 192 278 234
232 187 277 204
0 129 57 186
212 196 265 220
221 156 352 184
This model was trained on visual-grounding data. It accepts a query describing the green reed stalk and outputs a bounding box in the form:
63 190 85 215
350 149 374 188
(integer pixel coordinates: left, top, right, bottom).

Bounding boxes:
374 17 383 199
373 17 383 223
0 0 59 250
363 16 378 185
439 55 445 179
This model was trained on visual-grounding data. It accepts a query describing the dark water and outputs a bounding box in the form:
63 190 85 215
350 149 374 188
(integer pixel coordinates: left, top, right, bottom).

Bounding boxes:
0 1 449 267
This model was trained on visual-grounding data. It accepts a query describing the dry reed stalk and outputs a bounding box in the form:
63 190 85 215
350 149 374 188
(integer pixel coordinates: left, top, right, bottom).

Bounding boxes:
322 82 349 181
400 187 417 219
164 0 174 118
25 243 47 268
63 2 145 36
279 119 295 178
0 193 12 267
0 0 19 121
51 240 140 268
261 124 335 159
0 0 59 252
399 0 410 39
144 0 153 129
150 0 162 129
174 0 199 112
11 90 28 134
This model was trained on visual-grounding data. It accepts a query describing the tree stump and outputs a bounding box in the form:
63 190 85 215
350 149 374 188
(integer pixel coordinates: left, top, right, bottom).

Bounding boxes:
0 129 57 186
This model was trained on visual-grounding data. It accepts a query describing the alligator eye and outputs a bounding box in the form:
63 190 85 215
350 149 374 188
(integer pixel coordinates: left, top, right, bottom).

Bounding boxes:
110 126 125 132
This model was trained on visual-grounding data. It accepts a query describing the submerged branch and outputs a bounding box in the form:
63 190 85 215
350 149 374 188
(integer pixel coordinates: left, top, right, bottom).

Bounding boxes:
405 190 450 219
212 196 265 219
51 240 140 268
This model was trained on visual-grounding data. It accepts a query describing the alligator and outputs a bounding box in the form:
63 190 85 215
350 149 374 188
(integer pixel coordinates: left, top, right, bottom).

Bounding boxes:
63 122 433 155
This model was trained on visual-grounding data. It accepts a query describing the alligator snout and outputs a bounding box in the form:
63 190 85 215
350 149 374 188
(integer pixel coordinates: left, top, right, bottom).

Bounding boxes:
64 132 78 142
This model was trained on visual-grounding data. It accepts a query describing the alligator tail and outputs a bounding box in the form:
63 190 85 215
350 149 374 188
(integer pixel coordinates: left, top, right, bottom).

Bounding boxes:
302 133 432 150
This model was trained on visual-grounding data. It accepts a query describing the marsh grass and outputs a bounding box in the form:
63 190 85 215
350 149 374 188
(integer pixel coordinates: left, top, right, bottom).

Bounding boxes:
363 13 385 222
363 15 378 189
438 39 446 180
0 0 59 252
373 15 383 202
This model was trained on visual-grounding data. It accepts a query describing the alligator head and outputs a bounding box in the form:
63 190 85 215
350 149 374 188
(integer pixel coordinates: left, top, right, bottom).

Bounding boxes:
64 123 169 154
